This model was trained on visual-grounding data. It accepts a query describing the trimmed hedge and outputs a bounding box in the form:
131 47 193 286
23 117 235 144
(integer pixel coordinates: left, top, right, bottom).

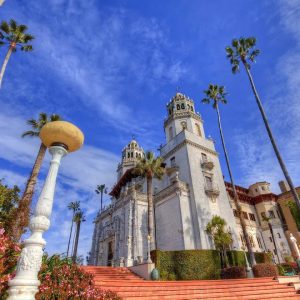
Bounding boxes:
221 266 246 279
151 250 221 280
253 263 278 277
227 250 271 266
151 250 271 280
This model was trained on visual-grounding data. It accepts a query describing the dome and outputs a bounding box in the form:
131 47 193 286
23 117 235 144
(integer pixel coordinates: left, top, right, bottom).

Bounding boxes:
39 121 84 152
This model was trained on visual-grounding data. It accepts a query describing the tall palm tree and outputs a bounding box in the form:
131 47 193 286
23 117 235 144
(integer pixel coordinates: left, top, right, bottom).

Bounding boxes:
225 37 300 212
133 151 165 256
11 112 61 241
95 184 107 212
202 84 256 266
67 201 80 257
72 210 86 263
0 19 34 88
262 214 280 263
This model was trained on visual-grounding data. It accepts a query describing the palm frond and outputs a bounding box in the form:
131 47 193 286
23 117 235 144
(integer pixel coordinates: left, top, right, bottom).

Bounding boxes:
0 21 10 34
26 119 39 129
50 114 61 121
21 45 33 51
9 19 17 32
17 24 28 34
22 130 38 138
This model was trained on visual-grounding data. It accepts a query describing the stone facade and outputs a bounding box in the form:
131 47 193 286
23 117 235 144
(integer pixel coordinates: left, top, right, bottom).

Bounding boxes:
88 92 292 266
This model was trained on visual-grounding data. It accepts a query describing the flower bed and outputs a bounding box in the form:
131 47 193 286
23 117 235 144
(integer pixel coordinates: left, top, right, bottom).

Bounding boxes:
0 228 20 299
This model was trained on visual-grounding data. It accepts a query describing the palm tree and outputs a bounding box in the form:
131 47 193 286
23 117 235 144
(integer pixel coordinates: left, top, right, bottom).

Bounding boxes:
133 151 165 256
206 215 233 268
202 84 256 266
262 214 280 263
67 201 80 257
225 37 300 212
0 19 34 87
95 184 107 212
11 112 61 241
72 210 86 263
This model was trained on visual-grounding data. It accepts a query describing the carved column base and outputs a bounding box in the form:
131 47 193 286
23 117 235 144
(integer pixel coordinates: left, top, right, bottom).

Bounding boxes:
7 279 39 300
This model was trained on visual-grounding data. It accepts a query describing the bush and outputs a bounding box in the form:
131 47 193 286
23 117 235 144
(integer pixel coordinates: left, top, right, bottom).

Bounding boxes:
151 250 221 280
278 263 297 275
227 250 271 266
253 263 278 278
36 254 120 300
220 266 246 279
0 227 20 299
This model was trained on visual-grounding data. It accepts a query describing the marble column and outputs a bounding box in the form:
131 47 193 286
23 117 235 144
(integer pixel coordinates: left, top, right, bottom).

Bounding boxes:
8 146 67 300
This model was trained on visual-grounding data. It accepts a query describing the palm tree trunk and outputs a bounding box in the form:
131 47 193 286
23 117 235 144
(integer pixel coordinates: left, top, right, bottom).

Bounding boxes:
243 62 300 211
215 104 256 266
0 46 13 88
147 175 155 250
67 212 75 257
11 143 47 241
268 221 280 263
72 221 81 263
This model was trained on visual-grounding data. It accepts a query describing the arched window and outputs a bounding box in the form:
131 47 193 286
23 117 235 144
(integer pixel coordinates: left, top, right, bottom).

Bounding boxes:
190 106 194 112
127 152 130 158
176 104 180 110
169 127 173 140
181 103 185 109
131 152 133 158
181 121 187 130
195 123 202 136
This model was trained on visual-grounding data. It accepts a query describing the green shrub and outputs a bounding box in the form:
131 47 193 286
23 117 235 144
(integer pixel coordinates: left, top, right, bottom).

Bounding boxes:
221 266 246 279
227 250 271 266
151 250 221 280
253 263 278 277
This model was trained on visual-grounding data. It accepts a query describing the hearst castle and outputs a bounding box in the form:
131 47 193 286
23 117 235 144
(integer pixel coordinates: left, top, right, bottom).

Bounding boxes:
88 92 296 267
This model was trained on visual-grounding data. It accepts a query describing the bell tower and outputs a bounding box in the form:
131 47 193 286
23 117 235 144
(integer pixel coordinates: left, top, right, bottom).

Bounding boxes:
117 139 144 179
164 93 204 142
157 92 239 251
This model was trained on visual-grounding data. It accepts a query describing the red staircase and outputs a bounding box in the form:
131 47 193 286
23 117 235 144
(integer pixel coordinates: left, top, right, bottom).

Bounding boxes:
83 266 300 299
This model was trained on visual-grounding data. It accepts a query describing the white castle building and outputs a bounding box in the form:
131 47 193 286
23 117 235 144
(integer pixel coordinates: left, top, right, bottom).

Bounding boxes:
88 93 291 266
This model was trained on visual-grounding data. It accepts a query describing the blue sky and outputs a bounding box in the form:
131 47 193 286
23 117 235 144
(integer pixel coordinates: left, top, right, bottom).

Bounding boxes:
0 0 299 260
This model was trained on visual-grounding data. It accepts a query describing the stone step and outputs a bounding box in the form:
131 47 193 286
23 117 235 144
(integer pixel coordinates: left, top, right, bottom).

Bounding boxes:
83 267 300 299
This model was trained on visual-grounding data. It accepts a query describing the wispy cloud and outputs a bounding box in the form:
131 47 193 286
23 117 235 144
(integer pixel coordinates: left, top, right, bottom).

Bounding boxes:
232 0 300 192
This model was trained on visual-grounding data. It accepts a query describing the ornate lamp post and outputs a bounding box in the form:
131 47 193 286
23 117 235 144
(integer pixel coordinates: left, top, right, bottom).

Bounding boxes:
8 121 84 300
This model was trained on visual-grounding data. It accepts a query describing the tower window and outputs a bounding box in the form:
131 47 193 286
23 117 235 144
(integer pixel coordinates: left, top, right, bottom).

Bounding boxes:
127 152 130 158
181 103 185 109
181 121 187 130
268 210 275 219
201 153 207 162
170 157 176 167
195 123 202 136
277 233 281 238
176 104 180 110
169 127 173 139
249 213 256 221
190 106 194 112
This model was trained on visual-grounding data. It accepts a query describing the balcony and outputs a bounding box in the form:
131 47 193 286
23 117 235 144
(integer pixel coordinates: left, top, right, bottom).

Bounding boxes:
201 158 214 170
205 183 220 197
